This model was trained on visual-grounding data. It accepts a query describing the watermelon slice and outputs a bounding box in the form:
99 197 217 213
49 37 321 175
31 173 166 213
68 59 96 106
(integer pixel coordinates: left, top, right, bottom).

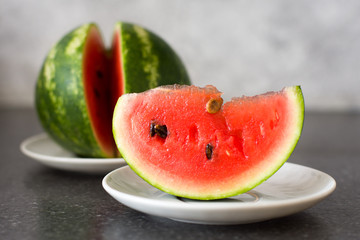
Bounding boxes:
113 85 304 200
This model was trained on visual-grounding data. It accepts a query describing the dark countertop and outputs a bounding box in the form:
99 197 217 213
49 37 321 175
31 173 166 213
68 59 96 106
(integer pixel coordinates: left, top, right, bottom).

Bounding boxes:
0 108 359 240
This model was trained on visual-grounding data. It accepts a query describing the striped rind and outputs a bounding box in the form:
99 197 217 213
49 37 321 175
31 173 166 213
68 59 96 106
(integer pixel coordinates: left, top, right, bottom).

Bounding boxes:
115 22 191 94
36 23 107 157
36 22 192 158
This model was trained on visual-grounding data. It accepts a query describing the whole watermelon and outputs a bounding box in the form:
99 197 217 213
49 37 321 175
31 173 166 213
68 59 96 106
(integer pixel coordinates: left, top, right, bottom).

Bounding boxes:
36 22 191 158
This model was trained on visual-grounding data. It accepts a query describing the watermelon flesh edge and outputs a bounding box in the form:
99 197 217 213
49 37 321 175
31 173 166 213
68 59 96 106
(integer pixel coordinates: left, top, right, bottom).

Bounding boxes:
110 26 124 112
84 25 119 157
113 85 304 200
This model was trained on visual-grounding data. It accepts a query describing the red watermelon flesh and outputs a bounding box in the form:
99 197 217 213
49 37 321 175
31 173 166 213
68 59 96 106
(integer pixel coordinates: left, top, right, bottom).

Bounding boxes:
36 23 191 158
83 27 116 157
110 28 124 112
113 85 304 200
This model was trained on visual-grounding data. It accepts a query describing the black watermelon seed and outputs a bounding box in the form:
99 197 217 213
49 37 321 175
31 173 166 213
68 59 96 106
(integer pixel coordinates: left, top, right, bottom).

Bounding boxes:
94 88 101 98
150 122 168 139
150 122 156 137
96 70 103 79
205 143 213 160
155 124 168 139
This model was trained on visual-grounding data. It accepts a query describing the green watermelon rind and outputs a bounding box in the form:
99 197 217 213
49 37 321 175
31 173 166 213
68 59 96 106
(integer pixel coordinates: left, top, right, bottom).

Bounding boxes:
36 23 107 158
36 22 191 158
113 86 305 200
116 22 191 94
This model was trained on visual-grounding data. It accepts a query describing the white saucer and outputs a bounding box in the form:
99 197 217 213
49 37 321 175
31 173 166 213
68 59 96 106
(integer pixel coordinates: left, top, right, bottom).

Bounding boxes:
20 133 125 174
102 163 336 225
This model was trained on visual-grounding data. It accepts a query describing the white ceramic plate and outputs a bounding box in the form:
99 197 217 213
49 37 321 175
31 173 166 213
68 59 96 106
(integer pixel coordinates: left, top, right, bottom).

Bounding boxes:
103 163 336 225
20 133 125 174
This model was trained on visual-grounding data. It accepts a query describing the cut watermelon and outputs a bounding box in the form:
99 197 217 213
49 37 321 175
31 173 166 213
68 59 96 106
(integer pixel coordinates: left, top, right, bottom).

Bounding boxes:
113 85 304 200
35 23 191 158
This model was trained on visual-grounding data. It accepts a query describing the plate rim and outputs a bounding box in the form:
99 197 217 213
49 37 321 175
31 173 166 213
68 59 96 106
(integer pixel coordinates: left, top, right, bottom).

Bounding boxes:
102 163 336 211
20 133 126 173
20 133 124 164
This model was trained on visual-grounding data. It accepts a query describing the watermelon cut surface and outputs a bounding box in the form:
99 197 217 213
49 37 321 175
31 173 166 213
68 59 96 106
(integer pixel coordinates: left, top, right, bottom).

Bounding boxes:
113 85 304 200
36 24 109 158
84 25 114 157
36 22 191 158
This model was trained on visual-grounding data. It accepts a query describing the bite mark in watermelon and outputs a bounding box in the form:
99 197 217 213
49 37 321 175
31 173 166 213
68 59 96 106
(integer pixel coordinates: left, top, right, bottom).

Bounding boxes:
113 85 304 200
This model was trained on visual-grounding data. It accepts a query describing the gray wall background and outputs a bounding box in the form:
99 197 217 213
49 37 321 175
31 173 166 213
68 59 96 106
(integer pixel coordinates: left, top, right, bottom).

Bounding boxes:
1 0 359 111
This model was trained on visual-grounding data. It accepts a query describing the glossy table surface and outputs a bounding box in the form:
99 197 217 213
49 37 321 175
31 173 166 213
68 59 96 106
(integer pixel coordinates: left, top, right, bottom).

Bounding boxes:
0 108 359 240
